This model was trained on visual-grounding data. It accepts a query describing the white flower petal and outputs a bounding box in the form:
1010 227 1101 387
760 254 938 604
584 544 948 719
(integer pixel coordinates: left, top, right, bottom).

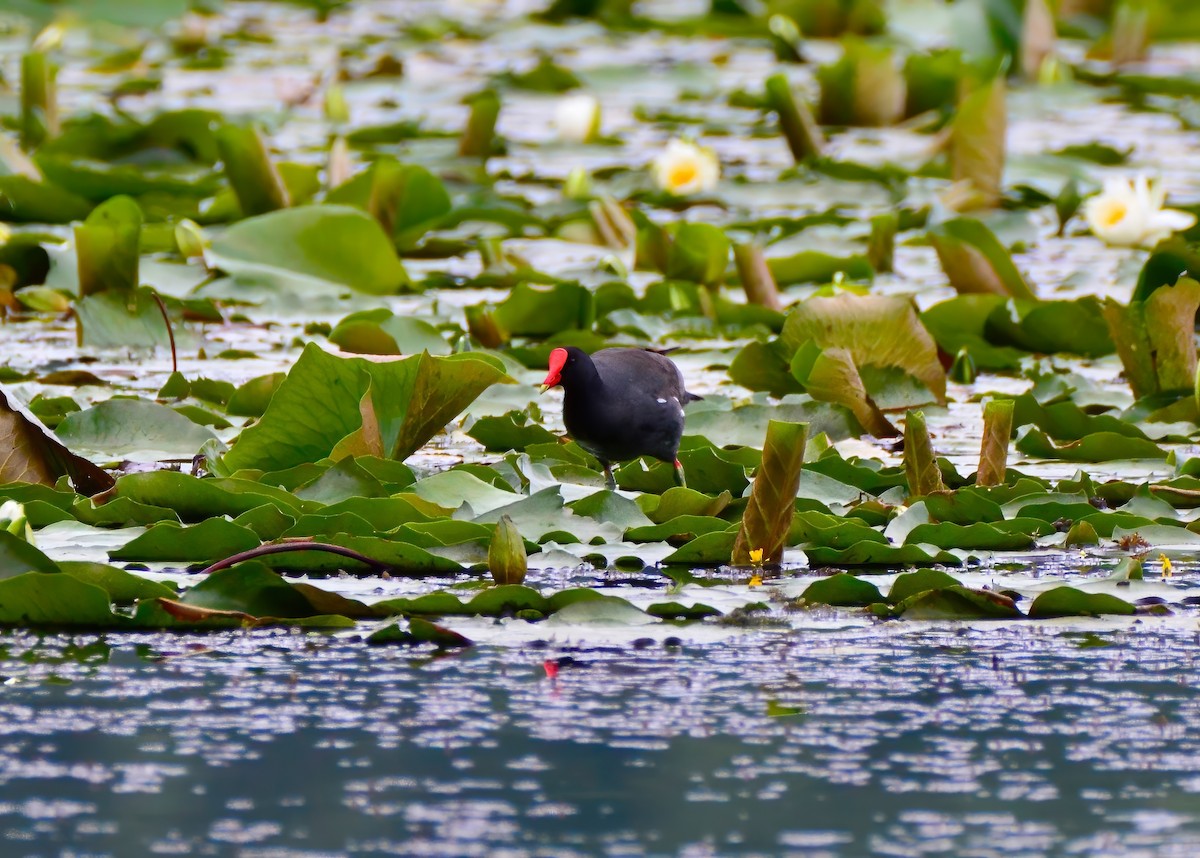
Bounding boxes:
1085 194 1144 246
554 94 601 143
650 138 720 196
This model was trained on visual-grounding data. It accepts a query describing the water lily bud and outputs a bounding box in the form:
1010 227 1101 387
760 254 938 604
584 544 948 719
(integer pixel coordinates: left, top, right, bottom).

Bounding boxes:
1036 55 1071 87
563 166 593 200
0 500 32 543
324 84 350 125
327 135 352 189
949 347 977 384
174 218 207 260
15 285 71 313
175 13 210 51
768 14 805 63
1084 174 1197 247
554 93 601 143
488 514 527 585
650 138 720 196
32 24 64 53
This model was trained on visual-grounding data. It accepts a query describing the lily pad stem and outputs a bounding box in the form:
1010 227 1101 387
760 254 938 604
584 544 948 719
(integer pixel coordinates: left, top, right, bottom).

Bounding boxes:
149 290 177 374
200 541 391 575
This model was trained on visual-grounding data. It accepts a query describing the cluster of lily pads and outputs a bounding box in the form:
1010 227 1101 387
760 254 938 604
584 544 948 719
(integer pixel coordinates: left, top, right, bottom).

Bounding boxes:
1 0 1200 640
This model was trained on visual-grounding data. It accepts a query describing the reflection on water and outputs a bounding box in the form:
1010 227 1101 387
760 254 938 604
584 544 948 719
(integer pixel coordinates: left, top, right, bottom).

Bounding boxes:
2 624 1199 856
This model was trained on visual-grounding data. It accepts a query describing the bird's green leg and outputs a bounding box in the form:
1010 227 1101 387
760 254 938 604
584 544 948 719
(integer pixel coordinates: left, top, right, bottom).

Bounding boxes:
602 462 617 491
673 458 687 488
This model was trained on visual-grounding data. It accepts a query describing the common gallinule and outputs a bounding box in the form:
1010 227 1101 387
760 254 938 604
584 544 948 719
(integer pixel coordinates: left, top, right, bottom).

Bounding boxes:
540 346 701 490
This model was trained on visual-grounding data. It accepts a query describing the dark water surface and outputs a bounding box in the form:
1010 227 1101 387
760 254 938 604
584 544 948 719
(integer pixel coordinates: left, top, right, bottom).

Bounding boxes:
2 623 1199 857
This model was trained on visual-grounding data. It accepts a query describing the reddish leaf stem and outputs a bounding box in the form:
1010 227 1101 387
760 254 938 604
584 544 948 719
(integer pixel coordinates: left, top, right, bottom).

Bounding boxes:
200 541 390 575
149 290 178 374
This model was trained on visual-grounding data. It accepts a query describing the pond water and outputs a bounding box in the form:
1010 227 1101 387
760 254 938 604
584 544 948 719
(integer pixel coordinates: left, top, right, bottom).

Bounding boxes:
4 621 1200 857
3 0 1200 854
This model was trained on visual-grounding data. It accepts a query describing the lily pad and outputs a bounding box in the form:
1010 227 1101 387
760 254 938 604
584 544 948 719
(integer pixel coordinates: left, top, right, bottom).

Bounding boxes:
1028 586 1136 618
207 205 410 295
57 399 218 461
801 573 884 607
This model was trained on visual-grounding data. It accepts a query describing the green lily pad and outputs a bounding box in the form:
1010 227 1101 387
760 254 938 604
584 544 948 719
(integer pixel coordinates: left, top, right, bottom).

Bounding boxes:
1015 427 1168 462
467 411 558 452
56 398 218 460
0 530 61 578
220 344 509 472
897 586 1021 620
109 519 260 563
801 573 884 607
886 568 961 604
804 542 960 567
1028 586 1136 618
207 204 410 295
0 571 126 628
329 309 450 356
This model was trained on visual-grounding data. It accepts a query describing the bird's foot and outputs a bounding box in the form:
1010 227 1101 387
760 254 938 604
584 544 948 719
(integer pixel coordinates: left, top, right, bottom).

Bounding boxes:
603 464 617 491
673 459 687 488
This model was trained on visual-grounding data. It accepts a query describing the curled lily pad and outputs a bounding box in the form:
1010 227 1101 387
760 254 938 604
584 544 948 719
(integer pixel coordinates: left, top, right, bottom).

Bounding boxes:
929 218 1035 300
733 420 807 565
782 294 946 408
0 385 113 495
220 344 510 472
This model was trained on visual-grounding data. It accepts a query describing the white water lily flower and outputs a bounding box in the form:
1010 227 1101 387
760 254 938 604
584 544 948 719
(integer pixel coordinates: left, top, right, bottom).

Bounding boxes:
554 93 601 143
651 138 720 196
1084 175 1196 247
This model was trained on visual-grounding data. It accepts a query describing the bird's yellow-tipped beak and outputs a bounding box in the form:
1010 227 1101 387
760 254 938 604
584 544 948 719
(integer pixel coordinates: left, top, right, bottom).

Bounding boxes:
538 383 551 394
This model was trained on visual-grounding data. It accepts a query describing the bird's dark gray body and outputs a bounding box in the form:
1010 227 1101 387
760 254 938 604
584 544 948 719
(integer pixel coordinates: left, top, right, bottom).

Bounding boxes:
555 347 700 467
